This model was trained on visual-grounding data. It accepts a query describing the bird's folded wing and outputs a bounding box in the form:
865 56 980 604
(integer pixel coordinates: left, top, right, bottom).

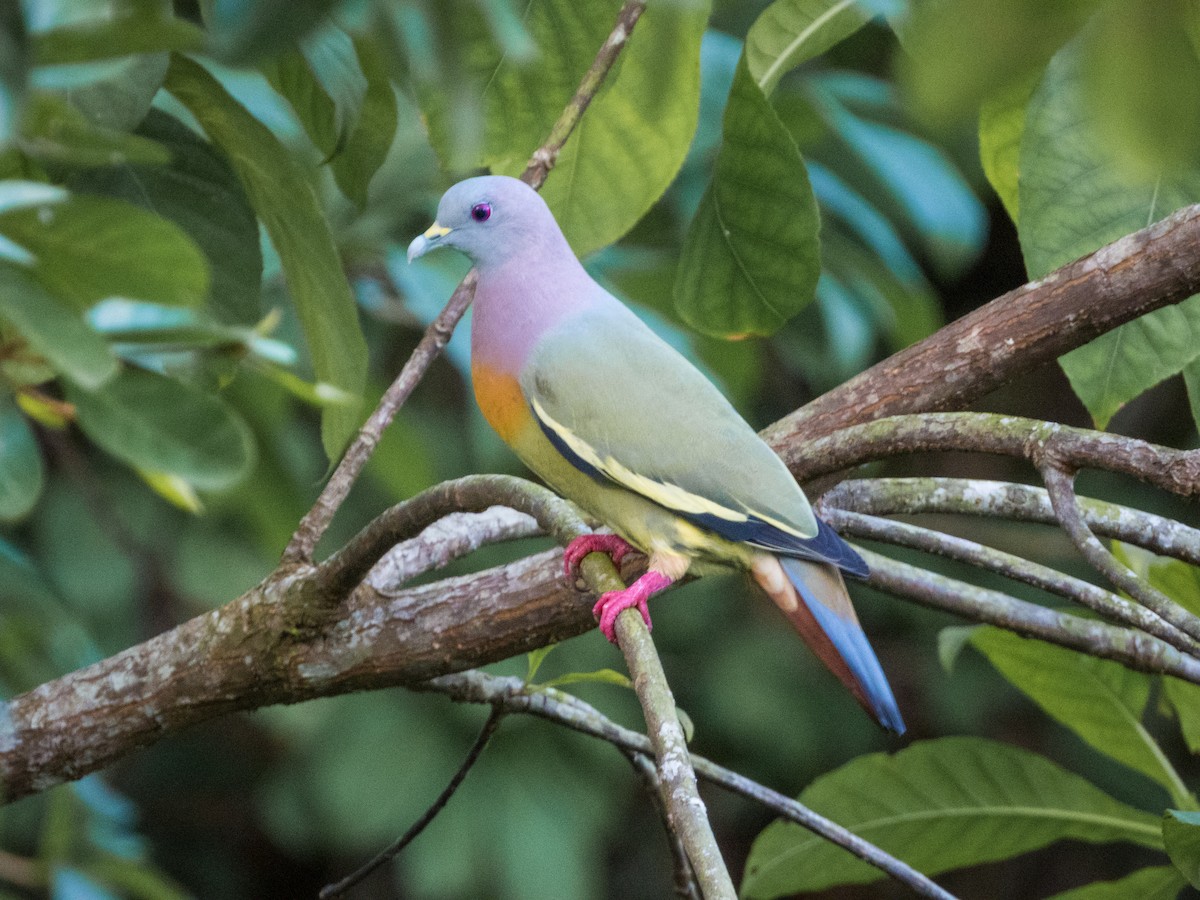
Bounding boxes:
521 307 865 575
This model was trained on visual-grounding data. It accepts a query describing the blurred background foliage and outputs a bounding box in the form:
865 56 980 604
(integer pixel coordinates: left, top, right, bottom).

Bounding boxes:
0 0 1198 897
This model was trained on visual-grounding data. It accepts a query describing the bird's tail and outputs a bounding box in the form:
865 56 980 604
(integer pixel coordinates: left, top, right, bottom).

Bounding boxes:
752 554 905 734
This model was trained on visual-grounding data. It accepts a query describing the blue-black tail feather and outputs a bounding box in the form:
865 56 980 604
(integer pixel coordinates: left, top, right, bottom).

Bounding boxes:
779 557 905 734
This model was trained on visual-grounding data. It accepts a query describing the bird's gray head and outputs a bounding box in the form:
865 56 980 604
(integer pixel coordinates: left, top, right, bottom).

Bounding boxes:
407 175 559 269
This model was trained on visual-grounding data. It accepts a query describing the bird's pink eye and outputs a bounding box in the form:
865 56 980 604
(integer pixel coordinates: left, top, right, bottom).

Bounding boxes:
471 202 492 222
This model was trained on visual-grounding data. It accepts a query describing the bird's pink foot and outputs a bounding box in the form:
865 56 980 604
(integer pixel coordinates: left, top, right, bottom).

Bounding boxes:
563 533 637 582
593 571 673 643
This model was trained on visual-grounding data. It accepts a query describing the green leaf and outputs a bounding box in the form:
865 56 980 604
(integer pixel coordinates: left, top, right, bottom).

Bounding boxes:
420 0 611 173
71 108 263 325
17 91 170 167
206 0 341 63
1165 677 1200 755
536 0 705 257
978 76 1036 223
419 0 705 257
0 4 28 146
541 668 633 690
1164 810 1200 888
0 194 209 310
36 50 170 134
0 261 116 388
1047 866 1186 900
525 644 557 683
0 394 42 521
1020 42 1200 429
81 852 190 900
936 624 977 672
971 627 1191 807
165 53 366 459
261 47 341 158
329 37 397 209
675 55 820 337
66 368 255 490
898 0 1095 125
0 180 67 214
742 736 1162 897
263 31 397 209
1078 0 1200 176
746 0 873 96
34 14 203 65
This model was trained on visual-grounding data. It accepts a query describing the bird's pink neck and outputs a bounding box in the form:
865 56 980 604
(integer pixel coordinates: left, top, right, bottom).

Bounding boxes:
470 250 599 374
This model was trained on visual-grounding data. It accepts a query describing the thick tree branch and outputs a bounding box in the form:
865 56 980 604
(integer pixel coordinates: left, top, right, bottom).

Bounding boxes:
763 202 1200 445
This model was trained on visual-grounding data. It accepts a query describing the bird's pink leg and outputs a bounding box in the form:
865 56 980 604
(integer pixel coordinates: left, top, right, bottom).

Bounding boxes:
592 571 674 643
562 533 638 581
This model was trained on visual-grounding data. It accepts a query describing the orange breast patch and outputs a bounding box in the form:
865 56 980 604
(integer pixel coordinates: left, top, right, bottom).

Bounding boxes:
471 360 531 444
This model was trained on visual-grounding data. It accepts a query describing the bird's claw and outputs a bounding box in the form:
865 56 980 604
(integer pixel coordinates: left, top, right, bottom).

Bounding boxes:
562 533 637 583
591 571 672 643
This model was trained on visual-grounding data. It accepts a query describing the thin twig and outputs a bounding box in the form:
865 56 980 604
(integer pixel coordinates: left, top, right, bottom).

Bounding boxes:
284 0 649 563
420 671 958 900
1040 464 1200 644
786 412 1200 498
319 705 505 899
368 507 542 593
824 509 1200 657
625 751 702 900
576 552 737 898
818 478 1200 566
859 549 1200 684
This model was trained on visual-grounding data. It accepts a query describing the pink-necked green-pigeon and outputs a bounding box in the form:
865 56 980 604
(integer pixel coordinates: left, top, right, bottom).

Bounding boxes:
408 175 904 732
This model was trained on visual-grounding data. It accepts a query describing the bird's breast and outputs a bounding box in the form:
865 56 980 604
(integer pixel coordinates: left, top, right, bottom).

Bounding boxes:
471 359 531 446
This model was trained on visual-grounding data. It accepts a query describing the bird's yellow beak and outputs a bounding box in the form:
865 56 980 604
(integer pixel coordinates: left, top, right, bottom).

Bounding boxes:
407 223 452 262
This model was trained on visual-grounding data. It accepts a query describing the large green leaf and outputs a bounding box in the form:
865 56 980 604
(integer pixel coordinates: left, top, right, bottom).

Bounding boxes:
746 0 872 96
0 3 28 146
419 0 612 174
1077 0 1200 175
165 53 366 459
1020 43 1200 429
1165 810 1200 888
71 108 263 325
66 368 255 490
205 0 340 63
329 37 397 209
674 55 820 337
977 76 1035 223
0 194 209 311
970 627 1191 807
899 0 1096 124
1047 866 1185 900
742 737 1162 897
17 91 170 167
421 0 705 257
0 393 42 521
0 261 116 388
33 12 203 64
263 30 397 210
529 0 707 257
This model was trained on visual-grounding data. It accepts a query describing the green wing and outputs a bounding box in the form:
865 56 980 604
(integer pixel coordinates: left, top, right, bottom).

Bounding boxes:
520 306 820 543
